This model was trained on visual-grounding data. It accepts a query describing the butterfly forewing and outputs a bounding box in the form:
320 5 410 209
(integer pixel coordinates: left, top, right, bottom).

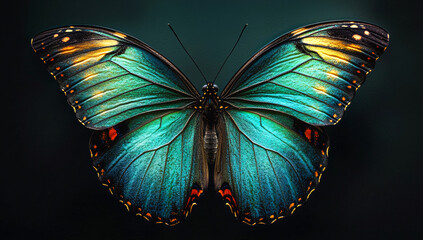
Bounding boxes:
31 26 199 130
221 21 389 126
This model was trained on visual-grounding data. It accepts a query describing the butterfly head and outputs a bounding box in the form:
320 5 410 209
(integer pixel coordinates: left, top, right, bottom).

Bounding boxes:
199 83 224 112
202 83 219 96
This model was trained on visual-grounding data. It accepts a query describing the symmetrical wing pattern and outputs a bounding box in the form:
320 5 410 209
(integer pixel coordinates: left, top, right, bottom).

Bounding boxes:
215 109 328 225
221 21 389 126
31 26 199 130
33 21 389 226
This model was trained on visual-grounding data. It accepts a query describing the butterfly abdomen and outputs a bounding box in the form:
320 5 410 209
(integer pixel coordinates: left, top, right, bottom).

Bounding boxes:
204 122 218 164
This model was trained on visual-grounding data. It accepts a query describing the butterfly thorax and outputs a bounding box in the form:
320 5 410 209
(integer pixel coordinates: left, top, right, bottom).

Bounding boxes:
200 83 221 164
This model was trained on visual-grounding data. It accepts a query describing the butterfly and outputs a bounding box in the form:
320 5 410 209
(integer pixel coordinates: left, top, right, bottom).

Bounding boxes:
31 21 389 226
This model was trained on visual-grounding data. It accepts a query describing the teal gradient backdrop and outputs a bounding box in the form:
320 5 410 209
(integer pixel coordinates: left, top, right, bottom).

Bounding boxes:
5 0 421 239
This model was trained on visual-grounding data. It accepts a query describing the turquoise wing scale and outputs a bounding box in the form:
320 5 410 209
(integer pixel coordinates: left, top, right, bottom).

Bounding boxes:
216 21 389 224
31 26 207 225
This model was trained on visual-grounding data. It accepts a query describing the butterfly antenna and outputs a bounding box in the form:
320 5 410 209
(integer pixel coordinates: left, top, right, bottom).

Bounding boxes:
212 23 248 84
168 23 208 84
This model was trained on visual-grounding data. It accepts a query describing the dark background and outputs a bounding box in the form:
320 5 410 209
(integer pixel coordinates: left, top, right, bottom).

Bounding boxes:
5 0 422 239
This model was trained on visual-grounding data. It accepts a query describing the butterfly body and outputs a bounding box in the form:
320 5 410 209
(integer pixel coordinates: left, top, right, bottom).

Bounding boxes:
32 21 389 225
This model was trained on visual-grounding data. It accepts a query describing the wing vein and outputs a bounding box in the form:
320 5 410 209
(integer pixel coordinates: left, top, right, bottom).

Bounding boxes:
223 59 313 98
111 60 196 98
224 111 302 184
225 97 336 122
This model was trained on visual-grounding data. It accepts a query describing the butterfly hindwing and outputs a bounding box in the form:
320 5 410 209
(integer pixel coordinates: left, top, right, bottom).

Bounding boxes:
31 26 199 130
221 21 389 126
89 109 208 225
215 109 328 225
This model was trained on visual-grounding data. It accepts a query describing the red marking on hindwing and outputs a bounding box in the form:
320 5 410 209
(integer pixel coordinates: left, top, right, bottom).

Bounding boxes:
304 128 312 142
108 127 118 141
183 185 203 217
219 185 239 217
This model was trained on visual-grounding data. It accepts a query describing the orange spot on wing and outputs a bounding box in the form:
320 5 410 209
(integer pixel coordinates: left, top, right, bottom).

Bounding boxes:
304 128 312 142
219 185 239 216
108 127 118 141
62 37 70 42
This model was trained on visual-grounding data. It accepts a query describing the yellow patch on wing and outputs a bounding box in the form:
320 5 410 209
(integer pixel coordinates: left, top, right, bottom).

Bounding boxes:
305 45 351 64
80 71 100 82
352 34 362 40
71 47 117 68
314 85 327 93
59 39 119 55
291 27 308 36
302 37 363 54
326 69 339 80
60 46 78 55
62 36 70 42
113 32 127 39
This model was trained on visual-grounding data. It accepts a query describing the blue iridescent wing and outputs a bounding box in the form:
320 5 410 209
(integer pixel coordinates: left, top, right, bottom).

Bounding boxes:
216 21 389 224
90 109 207 225
31 26 199 129
32 26 206 225
221 21 389 126
215 109 328 225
